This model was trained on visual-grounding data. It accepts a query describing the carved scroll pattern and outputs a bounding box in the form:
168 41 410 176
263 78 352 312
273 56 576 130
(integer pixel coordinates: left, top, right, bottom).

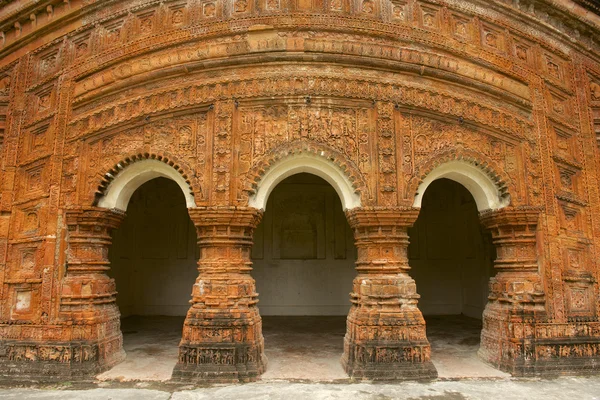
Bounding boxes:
400 113 523 205
237 103 374 179
80 114 206 206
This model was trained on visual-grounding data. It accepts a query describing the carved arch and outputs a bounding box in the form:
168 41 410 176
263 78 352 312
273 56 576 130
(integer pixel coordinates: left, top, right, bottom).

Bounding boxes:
94 153 197 211
245 141 368 210
409 149 513 211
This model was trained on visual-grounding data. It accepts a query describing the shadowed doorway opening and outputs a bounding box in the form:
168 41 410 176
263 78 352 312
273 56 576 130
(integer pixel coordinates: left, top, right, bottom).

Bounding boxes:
408 178 506 378
100 177 198 381
252 173 356 380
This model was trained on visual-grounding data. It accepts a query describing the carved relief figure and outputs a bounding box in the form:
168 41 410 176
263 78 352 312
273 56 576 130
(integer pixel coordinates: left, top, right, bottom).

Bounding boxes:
24 212 39 232
559 170 573 190
140 18 153 34
38 93 51 110
455 21 467 36
331 0 343 11
590 81 600 100
235 0 248 12
423 13 435 27
266 0 280 10
0 75 10 95
515 45 528 61
75 42 88 57
392 5 405 19
485 32 498 47
39 54 57 76
362 0 374 14
547 60 561 79
203 3 216 17
172 9 184 24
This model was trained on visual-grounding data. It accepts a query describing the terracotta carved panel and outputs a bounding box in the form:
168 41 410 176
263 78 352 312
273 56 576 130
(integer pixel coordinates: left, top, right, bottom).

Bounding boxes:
0 0 599 383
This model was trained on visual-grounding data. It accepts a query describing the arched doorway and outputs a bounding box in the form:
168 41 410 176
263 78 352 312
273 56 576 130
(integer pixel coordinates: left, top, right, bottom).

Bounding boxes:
408 178 505 377
252 173 356 380
99 177 198 381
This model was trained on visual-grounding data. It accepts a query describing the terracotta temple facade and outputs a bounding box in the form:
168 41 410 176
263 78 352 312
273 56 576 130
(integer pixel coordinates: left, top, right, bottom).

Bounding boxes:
0 0 600 383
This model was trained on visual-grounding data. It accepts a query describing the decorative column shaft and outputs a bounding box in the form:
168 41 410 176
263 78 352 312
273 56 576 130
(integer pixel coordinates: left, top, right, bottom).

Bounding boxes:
60 207 126 372
478 207 546 374
342 207 437 380
172 206 266 382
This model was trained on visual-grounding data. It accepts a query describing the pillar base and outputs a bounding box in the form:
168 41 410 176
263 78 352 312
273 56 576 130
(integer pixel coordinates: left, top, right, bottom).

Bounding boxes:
479 332 600 377
479 302 600 377
0 324 125 382
171 343 266 383
171 308 267 383
342 309 438 381
342 344 437 381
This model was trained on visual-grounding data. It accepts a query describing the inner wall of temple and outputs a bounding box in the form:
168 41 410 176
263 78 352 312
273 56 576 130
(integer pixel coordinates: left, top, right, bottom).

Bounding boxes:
108 178 199 317
252 173 357 316
107 175 494 319
409 179 496 319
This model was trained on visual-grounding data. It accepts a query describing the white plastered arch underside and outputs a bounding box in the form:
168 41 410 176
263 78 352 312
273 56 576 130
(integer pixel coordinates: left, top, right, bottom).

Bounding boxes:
248 153 361 211
97 159 196 211
413 160 509 212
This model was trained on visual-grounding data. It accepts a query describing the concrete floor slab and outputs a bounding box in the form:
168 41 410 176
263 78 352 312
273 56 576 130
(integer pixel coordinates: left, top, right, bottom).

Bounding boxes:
97 315 512 382
261 316 348 381
426 315 510 379
96 316 184 382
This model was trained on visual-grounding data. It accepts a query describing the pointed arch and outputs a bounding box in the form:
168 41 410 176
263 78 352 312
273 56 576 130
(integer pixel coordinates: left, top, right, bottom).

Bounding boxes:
96 157 196 211
247 144 364 211
410 151 512 212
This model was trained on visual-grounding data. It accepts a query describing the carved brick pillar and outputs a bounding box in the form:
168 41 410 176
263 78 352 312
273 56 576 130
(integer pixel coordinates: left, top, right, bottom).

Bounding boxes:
478 207 546 375
342 207 437 380
59 207 126 374
172 206 266 382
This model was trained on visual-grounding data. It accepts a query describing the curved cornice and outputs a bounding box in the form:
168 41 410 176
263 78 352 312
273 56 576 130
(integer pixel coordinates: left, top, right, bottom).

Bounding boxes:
1 0 599 66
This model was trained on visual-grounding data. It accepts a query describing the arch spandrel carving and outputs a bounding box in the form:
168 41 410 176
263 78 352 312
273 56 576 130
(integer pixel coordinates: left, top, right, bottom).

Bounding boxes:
412 160 509 212
244 142 367 210
409 150 514 212
94 156 197 211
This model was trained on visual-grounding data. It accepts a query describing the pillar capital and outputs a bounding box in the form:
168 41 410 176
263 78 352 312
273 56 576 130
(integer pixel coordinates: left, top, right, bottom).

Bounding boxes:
345 207 419 275
65 206 126 231
64 207 125 276
479 206 541 232
188 206 263 230
478 206 542 275
345 206 419 230
187 206 262 276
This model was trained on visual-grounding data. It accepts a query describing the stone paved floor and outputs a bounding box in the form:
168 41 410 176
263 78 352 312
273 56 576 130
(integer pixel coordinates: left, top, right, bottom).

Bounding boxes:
1 378 600 399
